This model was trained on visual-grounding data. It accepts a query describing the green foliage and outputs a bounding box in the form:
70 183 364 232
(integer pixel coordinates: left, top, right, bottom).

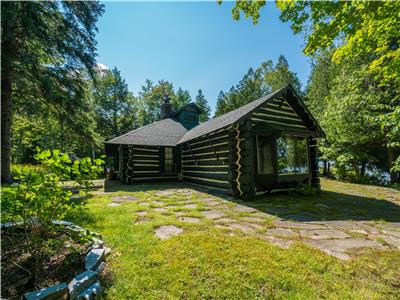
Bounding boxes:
228 0 400 182
2 1 104 181
3 148 104 224
92 67 137 140
214 55 301 116
194 89 211 122
69 179 400 299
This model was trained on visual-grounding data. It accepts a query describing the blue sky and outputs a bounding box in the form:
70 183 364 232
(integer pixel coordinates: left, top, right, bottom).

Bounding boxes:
96 1 310 114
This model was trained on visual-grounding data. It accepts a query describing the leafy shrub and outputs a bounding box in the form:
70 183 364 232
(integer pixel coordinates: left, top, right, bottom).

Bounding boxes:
11 163 46 178
1 149 104 281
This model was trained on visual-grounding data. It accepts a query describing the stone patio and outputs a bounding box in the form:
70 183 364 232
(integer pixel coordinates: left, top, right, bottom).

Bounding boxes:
134 185 400 260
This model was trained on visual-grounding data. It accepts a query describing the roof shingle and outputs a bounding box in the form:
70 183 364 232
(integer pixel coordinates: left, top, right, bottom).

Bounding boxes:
106 118 187 146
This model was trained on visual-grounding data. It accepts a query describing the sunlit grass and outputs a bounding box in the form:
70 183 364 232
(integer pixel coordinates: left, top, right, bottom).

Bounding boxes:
68 179 400 299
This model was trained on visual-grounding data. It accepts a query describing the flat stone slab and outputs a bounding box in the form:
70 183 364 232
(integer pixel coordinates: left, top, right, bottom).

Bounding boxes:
77 280 101 300
111 195 138 201
138 202 149 206
214 218 236 224
378 235 400 249
300 229 351 240
304 238 383 260
178 217 201 223
200 198 219 206
241 217 266 223
155 190 176 196
349 229 368 235
85 248 105 271
246 223 264 230
108 202 120 207
233 205 257 213
381 229 400 239
262 236 293 249
136 211 148 216
202 210 225 220
154 225 183 239
323 221 363 231
182 204 198 209
273 220 326 230
165 205 179 210
266 228 298 238
68 270 98 299
153 208 168 213
227 223 254 232
150 201 164 206
24 283 68 300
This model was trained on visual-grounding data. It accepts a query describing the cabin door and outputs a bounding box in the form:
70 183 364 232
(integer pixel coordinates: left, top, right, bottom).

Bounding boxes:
254 135 277 191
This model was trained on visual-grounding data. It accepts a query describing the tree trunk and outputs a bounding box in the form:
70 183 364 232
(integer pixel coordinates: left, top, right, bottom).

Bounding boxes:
360 161 367 177
1 70 13 183
388 147 400 183
322 160 327 176
1 12 17 183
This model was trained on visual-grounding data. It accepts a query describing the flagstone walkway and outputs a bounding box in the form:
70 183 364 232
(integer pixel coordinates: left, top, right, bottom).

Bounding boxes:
105 182 400 260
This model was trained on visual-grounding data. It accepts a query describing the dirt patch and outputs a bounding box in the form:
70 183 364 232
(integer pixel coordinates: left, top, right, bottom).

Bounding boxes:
1 226 90 300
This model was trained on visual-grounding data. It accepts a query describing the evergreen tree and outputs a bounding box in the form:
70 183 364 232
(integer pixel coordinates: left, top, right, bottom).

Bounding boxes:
1 1 104 182
215 91 227 117
92 67 135 140
173 88 191 111
213 56 301 116
194 89 211 122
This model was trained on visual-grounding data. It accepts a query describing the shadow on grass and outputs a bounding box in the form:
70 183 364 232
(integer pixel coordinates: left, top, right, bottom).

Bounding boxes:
105 179 400 223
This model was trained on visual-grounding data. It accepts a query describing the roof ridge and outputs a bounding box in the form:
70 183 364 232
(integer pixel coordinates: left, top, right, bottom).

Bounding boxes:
177 85 289 144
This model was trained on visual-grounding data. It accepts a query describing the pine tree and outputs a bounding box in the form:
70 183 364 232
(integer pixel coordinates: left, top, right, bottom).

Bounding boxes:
1 1 104 182
194 89 211 122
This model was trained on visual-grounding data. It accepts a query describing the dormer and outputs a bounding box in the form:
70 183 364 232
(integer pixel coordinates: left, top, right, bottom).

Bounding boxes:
174 103 202 129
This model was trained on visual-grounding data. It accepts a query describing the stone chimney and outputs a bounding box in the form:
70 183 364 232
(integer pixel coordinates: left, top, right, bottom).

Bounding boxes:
160 93 173 119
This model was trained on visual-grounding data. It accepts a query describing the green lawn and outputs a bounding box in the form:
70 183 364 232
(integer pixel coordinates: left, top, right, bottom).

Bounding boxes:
69 179 400 299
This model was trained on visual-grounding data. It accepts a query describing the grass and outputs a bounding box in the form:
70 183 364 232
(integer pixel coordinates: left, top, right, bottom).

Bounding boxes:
68 178 400 299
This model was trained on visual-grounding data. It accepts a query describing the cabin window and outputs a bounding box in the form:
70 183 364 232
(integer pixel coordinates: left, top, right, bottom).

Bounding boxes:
164 147 174 173
257 135 274 174
277 136 309 174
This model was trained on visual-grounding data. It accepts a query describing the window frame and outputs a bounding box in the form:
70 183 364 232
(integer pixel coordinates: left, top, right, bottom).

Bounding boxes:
164 147 175 173
256 135 275 175
276 135 309 175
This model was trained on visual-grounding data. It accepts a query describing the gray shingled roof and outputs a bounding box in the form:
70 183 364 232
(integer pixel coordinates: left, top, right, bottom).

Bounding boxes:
107 118 187 146
177 87 287 144
106 85 324 147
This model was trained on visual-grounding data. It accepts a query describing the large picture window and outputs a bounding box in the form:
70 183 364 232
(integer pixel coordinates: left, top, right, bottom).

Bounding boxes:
164 147 174 173
277 136 309 174
257 135 274 174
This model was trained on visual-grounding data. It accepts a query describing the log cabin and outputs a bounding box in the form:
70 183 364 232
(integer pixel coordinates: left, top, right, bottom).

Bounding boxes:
105 85 325 199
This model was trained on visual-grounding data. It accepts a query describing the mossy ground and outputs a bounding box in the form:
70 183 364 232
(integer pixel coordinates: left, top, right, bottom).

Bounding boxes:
68 179 400 299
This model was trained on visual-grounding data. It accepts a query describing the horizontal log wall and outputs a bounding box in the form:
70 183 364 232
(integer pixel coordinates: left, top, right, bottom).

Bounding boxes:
251 98 308 130
121 145 177 183
181 129 230 190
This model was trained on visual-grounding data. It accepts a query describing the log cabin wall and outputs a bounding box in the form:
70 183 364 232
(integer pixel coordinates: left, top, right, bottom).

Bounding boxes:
181 128 231 191
307 137 320 189
120 144 177 183
250 97 308 130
